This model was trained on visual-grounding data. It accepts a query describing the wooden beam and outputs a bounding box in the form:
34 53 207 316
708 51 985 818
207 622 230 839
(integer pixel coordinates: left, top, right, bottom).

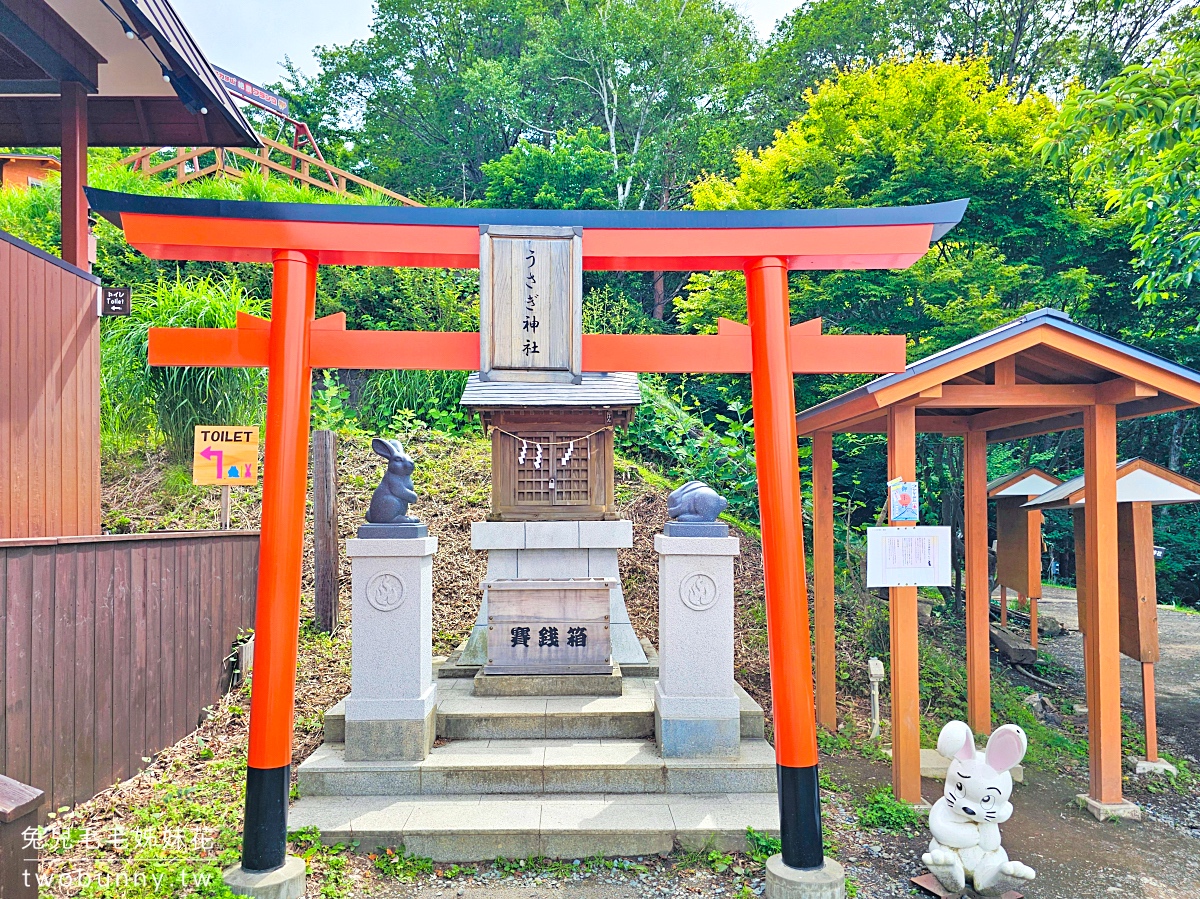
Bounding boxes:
887 404 922 805
916 384 1097 407
1094 378 1157 405
970 406 1083 433
965 430 991 735
59 81 88 271
1083 403 1124 806
1045 330 1200 407
812 432 837 731
994 356 1016 387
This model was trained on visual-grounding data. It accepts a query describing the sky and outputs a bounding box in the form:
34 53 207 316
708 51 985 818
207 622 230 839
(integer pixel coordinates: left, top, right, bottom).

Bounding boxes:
172 0 800 86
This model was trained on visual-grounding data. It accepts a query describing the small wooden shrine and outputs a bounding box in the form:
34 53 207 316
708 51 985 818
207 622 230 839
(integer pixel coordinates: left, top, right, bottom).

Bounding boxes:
987 467 1063 643
1025 457 1200 766
461 372 641 520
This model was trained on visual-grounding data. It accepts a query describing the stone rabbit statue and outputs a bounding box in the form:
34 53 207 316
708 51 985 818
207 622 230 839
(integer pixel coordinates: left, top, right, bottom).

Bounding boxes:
667 480 728 522
922 720 1036 896
366 438 419 524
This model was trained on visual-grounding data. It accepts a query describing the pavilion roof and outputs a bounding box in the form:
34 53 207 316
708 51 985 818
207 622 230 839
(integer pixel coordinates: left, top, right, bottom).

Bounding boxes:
1023 458 1200 508
0 0 257 146
460 372 642 408
795 308 1200 443
986 467 1063 498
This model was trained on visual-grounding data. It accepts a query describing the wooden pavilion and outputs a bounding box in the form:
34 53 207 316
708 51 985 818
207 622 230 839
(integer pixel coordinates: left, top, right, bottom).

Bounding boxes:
1025 457 1200 768
0 0 258 269
797 308 1200 817
987 467 1062 643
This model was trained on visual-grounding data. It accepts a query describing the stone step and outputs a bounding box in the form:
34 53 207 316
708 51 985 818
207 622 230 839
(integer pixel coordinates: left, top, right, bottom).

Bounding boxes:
322 678 765 743
297 738 777 798
289 791 780 861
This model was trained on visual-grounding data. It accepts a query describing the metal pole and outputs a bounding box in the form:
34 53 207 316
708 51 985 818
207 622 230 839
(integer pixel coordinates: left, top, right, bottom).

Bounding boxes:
241 250 316 872
745 257 824 870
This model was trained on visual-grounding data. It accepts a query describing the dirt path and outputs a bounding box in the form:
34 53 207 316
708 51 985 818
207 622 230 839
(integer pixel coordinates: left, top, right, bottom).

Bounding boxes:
1037 586 1200 762
821 754 1200 899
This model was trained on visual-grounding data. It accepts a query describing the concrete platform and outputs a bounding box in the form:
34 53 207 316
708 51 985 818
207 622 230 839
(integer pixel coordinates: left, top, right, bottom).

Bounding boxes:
289 792 781 861
883 747 1025 783
297 737 777 797
322 677 765 743
473 666 623 697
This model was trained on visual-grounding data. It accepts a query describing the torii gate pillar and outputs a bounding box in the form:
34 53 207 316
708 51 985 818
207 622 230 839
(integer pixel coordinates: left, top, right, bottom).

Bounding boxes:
746 258 822 866
243 251 318 870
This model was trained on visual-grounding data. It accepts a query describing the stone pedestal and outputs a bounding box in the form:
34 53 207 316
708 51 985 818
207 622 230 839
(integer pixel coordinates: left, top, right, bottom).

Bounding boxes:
654 533 740 757
223 857 306 899
344 536 438 761
462 520 647 666
765 856 845 899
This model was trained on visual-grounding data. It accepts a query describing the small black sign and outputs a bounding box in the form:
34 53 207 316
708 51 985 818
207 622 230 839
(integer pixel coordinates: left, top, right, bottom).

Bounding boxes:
101 286 131 316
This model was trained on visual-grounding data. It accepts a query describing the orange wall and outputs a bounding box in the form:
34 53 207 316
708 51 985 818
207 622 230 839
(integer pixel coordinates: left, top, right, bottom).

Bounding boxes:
0 158 59 190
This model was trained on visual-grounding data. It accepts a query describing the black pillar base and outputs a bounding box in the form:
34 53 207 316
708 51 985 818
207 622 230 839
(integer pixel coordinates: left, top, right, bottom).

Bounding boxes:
777 763 824 869
242 764 290 873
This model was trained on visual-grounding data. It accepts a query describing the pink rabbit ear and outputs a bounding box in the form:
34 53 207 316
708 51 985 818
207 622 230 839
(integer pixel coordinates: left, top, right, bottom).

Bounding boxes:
936 720 975 761
984 725 1028 773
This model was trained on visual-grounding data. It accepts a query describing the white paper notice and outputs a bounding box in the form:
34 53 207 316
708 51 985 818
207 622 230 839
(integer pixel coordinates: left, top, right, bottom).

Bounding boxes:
866 526 952 587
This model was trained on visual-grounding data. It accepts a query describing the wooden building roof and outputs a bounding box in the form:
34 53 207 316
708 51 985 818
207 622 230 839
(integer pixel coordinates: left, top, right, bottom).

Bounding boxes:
795 309 1200 442
460 372 642 409
1024 458 1200 508
0 0 257 146
987 467 1063 498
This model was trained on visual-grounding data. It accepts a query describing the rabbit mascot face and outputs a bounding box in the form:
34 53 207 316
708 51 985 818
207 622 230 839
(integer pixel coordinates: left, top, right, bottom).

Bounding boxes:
922 721 1036 896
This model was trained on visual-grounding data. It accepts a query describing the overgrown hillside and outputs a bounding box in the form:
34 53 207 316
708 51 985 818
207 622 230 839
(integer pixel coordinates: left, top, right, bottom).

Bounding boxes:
102 428 1113 762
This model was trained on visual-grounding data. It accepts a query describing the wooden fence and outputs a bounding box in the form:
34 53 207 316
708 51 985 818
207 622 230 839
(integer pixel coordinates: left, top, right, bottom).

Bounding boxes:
0 228 101 539
0 531 259 811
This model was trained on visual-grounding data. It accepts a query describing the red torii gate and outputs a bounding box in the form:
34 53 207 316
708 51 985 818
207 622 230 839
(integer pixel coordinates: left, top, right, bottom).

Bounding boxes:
86 188 965 884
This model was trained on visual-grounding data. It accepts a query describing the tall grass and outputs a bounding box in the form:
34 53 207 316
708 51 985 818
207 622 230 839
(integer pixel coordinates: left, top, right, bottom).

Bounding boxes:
101 276 269 459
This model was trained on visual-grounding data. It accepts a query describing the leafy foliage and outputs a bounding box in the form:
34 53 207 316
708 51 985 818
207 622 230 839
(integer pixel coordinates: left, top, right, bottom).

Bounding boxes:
101 276 269 460
1041 41 1200 304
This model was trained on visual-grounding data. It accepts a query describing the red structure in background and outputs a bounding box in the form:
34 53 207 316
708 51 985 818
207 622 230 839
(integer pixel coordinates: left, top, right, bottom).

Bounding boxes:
87 187 966 880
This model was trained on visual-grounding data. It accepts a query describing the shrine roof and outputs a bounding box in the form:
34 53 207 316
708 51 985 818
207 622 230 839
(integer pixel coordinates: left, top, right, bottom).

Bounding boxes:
86 189 967 234
1023 458 1200 509
795 308 1200 443
83 188 968 271
987 468 1063 498
460 372 642 408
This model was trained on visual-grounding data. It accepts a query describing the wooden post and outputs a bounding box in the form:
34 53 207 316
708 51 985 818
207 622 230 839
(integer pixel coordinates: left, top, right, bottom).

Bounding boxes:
312 429 340 634
1142 662 1158 762
1028 595 1038 649
1073 509 1088 636
1083 403 1123 805
220 486 231 530
887 404 922 804
0 775 43 898
999 585 1007 626
812 431 837 730
60 82 89 271
964 429 991 735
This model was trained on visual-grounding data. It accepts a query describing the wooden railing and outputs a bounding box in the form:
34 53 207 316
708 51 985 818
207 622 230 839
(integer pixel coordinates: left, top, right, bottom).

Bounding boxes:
121 135 421 206
0 530 259 811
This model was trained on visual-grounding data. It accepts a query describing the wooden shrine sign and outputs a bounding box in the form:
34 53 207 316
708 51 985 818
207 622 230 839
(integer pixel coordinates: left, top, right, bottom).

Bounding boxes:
479 225 583 384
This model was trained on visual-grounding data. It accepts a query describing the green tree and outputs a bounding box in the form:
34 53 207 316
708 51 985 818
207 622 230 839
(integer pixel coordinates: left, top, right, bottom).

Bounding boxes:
1040 41 1200 305
482 127 617 208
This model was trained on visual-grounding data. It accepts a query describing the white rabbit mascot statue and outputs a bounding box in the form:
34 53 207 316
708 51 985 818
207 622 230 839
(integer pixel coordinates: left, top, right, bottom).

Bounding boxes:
922 720 1036 896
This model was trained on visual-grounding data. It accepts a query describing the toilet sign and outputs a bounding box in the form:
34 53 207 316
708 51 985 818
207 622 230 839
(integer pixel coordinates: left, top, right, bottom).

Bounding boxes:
192 425 260 485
